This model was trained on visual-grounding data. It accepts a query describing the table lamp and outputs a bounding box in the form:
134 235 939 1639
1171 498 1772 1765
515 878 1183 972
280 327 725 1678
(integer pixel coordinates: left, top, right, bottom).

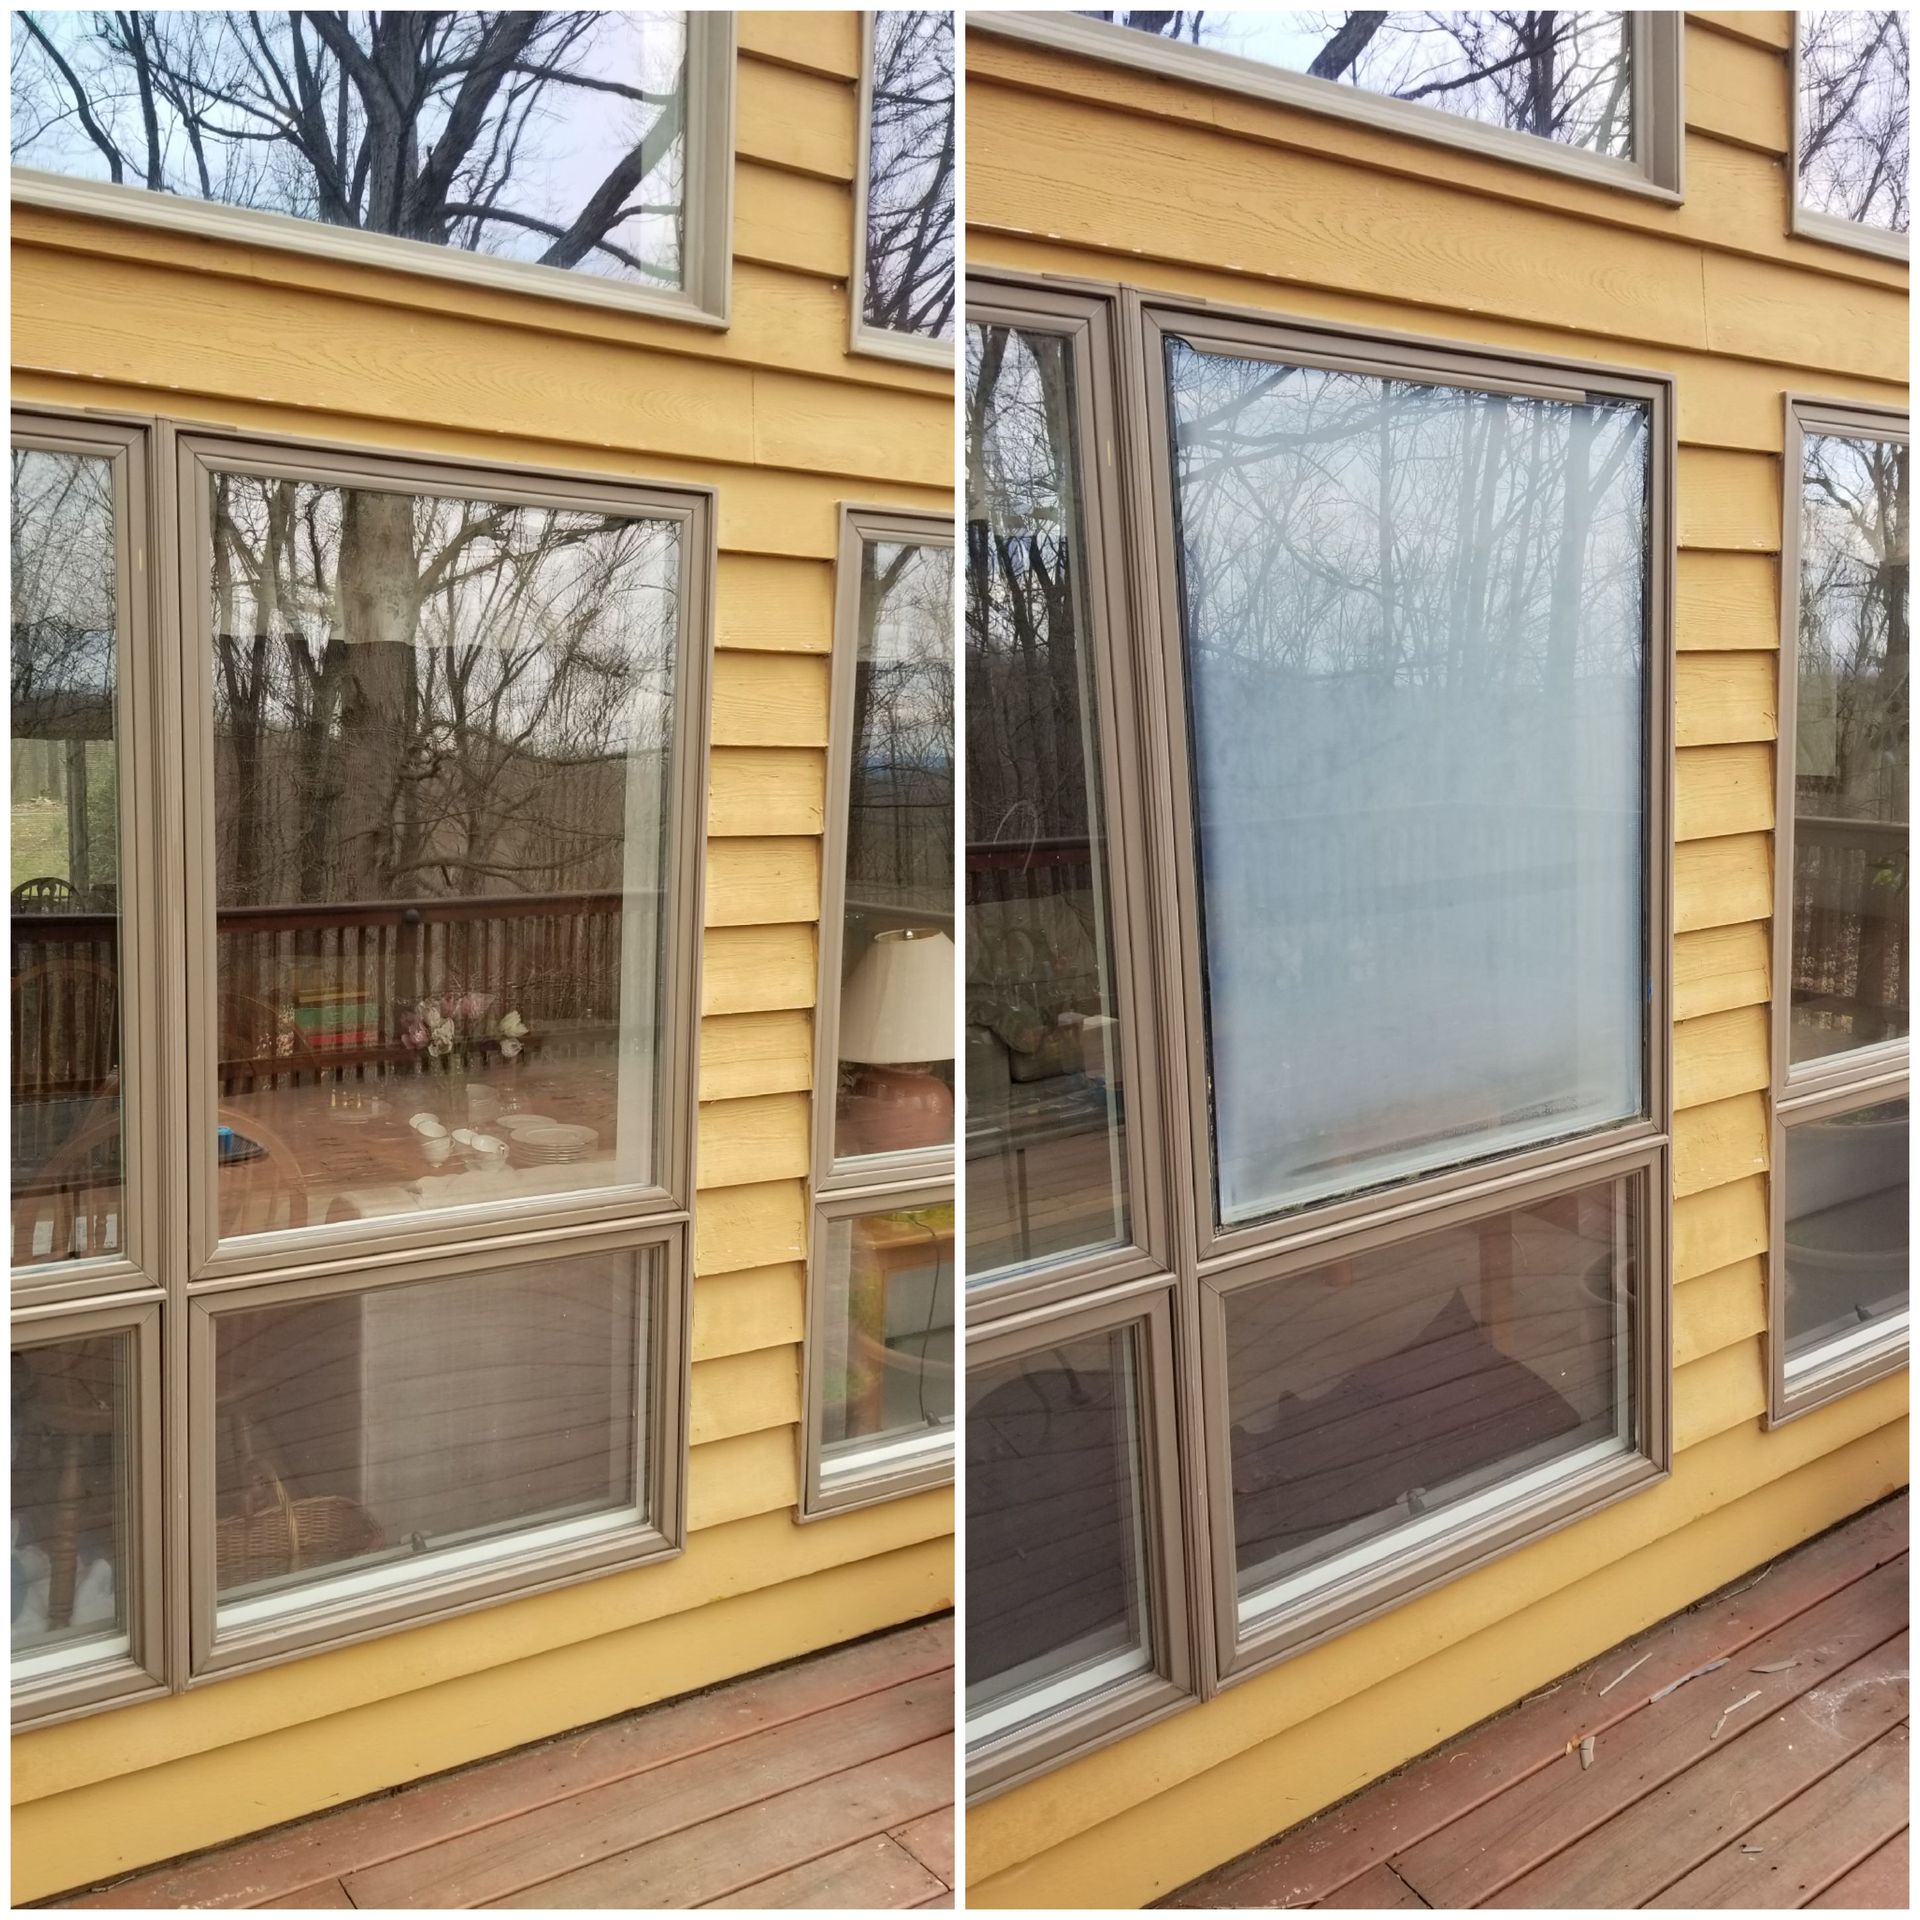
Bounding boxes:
838 926 955 1154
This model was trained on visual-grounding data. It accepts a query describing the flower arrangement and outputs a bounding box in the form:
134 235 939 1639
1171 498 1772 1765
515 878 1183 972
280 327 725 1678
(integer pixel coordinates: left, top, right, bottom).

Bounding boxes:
397 990 530 1062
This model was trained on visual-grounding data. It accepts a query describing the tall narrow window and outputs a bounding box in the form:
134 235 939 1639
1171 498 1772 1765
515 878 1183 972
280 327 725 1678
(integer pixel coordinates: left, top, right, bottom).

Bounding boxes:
854 10 957 361
1772 401 1909 1422
10 12 736 322
1142 307 1671 1679
805 510 956 1515
966 322 1129 1280
11 441 127 1274
962 283 1194 1795
1794 10 1910 257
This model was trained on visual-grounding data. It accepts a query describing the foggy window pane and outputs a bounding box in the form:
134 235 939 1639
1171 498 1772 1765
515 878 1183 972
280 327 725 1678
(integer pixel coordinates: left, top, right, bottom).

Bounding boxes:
11 10 694 289
863 10 957 341
1797 10 1910 233
1166 339 1652 1225
1083 10 1634 157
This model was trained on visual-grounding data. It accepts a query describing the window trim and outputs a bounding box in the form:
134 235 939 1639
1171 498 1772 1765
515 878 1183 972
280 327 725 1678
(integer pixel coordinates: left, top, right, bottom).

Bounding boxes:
799 1175 958 1519
1130 297 1677 1274
963 280 1174 1322
186 1217 686 1682
850 9 958 369
964 1277 1195 1800
9 11 738 328
172 430 714 1285
1787 12 1912 265
801 504 956 1517
1769 394 1910 1426
1200 1142 1669 1681
10 1296 167 1729
971 10 1684 202
11 412 167 1310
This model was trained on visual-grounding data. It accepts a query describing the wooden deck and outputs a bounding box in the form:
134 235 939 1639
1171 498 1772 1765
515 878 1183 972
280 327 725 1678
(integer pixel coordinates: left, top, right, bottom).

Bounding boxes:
52 1617 954 1910
1167 1495 1908 1910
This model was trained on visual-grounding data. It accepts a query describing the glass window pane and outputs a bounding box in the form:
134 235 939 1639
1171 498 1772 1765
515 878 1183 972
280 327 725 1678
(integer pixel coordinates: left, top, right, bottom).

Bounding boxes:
11 12 696 290
12 1331 134 1670
1227 1174 1639 1608
11 444 126 1270
1166 342 1651 1224
966 1323 1154 1741
965 324 1129 1279
1082 11 1634 157
212 1250 648 1620
1790 431 1909 1065
1782 1097 1909 1363
205 470 680 1241
863 10 957 341
1797 10 1910 233
834 539 956 1166
820 1202 955 1487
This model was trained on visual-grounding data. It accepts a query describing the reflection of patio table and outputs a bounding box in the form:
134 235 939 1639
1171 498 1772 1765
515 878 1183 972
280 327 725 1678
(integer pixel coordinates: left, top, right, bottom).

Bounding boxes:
965 1075 1122 1268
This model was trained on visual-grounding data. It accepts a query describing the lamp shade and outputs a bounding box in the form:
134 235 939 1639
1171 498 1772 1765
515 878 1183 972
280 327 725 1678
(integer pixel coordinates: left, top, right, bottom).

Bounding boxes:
839 927 955 1065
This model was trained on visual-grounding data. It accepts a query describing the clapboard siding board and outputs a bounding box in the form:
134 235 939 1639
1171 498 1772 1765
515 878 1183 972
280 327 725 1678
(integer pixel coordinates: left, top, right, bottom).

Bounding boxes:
965 12 1906 1908
967 36 1904 294
738 9 863 80
735 58 858 182
692 1264 809 1363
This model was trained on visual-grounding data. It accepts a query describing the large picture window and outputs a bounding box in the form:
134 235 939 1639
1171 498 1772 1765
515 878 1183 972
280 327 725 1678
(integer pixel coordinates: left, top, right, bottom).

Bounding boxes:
801 508 956 1516
973 10 1684 199
853 10 957 363
10 10 737 324
1771 399 1909 1422
1792 9 1910 261
8 412 709 1725
963 279 1671 1794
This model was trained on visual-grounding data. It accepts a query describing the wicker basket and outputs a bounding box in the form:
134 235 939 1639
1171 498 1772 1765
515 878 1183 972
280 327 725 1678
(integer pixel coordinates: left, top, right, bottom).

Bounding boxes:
216 1414 384 1590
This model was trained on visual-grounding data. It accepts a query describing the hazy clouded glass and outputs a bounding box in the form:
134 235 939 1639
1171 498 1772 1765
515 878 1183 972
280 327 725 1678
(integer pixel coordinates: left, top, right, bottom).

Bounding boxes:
863 10 956 340
1781 1098 1908 1362
1797 10 1911 232
213 1251 646 1616
965 323 1129 1279
1227 1173 1637 1604
11 445 125 1269
205 472 679 1239
966 1324 1153 1742
1083 10 1633 156
1166 341 1651 1224
1790 432 1910 1064
12 10 693 288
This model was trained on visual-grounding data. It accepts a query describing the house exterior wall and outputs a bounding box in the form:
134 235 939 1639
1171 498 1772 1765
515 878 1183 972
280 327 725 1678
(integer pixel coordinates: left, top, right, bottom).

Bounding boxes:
964 11 1906 1907
8 13 953 1903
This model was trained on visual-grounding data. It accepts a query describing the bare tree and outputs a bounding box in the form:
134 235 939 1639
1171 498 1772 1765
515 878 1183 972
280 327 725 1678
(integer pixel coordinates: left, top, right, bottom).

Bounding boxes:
1085 11 1634 155
12 10 691 284
1798 8 1910 231
862 9 955 340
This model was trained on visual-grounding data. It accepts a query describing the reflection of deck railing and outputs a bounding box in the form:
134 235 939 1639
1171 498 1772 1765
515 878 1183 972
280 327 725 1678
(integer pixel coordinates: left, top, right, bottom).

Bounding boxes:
966 834 1096 911
1791 815 1908 1038
12 890 629 1102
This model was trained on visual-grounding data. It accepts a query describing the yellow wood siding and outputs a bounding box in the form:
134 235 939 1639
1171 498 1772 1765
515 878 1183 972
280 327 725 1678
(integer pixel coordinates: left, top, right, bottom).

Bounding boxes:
9 14 953 1903
966 10 1904 1906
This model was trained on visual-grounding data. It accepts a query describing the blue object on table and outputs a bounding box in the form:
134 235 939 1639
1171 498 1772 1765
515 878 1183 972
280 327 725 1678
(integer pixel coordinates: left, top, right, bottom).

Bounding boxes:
216 1125 267 1167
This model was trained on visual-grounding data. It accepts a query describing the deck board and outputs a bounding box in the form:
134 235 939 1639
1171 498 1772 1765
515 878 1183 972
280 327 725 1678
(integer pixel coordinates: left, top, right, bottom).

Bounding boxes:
1165 1496 1908 1912
51 1618 953 1911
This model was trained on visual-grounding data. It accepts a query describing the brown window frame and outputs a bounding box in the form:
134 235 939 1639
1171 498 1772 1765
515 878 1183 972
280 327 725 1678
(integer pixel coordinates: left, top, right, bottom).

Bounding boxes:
1768 395 1910 1425
799 504 957 1518
963 275 1677 1785
9 408 714 1722
1787 11 1912 265
971 10 1685 202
